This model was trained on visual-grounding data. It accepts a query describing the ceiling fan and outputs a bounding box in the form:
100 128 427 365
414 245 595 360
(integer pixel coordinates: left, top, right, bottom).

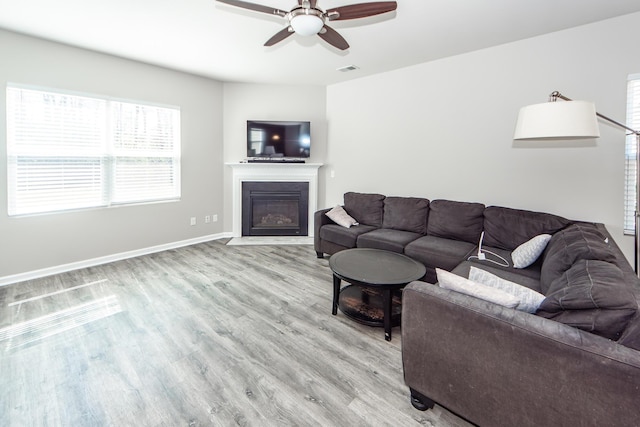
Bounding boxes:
216 0 398 50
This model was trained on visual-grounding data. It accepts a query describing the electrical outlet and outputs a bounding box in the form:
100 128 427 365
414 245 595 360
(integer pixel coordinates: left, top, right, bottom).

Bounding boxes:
213 214 218 222
205 215 211 223
190 217 196 226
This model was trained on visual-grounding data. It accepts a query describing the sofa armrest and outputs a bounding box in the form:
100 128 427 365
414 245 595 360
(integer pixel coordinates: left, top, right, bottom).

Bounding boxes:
314 207 335 253
402 281 640 427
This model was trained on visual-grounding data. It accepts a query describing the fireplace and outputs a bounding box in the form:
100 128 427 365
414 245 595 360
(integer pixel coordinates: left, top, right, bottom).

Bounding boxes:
242 181 309 236
228 162 321 238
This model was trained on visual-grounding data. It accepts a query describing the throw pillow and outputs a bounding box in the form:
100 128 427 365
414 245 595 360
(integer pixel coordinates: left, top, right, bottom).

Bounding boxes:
468 266 545 313
326 205 359 228
436 268 520 308
511 234 552 269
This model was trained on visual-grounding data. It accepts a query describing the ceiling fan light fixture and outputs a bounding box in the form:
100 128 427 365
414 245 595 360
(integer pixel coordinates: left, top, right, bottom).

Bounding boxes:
217 0 398 50
289 9 324 36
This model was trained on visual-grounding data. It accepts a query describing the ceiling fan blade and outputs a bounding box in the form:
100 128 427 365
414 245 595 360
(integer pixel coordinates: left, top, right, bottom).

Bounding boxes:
318 25 349 50
326 1 397 21
264 27 294 46
217 0 287 17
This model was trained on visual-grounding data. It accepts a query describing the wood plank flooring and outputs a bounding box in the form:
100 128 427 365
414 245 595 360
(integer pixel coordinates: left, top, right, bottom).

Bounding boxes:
0 240 471 426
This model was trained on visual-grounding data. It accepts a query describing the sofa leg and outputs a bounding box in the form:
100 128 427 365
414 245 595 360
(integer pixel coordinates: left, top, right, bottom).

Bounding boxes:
316 251 324 258
410 388 435 411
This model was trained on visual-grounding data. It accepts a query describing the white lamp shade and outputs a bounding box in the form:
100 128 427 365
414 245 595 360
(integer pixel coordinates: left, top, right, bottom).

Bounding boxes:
513 100 600 140
290 14 324 36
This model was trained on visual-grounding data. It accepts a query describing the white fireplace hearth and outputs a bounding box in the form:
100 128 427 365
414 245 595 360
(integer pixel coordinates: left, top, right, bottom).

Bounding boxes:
227 162 323 238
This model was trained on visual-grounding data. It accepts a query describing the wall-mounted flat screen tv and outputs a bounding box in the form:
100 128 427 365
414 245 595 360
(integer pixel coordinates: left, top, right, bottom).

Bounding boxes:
247 120 311 159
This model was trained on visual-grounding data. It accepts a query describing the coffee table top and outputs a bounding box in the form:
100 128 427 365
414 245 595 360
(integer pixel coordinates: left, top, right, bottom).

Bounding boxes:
329 248 426 288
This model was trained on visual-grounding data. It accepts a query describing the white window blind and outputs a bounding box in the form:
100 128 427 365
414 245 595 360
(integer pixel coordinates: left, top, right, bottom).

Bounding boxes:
249 127 265 155
625 75 640 234
6 85 180 216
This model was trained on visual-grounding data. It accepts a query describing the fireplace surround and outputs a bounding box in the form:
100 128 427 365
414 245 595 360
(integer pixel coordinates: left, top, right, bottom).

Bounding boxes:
227 162 322 237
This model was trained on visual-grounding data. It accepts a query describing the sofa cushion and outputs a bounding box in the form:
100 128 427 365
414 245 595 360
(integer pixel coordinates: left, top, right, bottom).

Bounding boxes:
405 235 476 271
427 199 485 244
452 260 542 293
540 223 617 294
468 266 545 313
357 229 422 253
473 245 544 282
325 205 359 228
436 268 520 308
382 196 429 234
483 206 570 251
319 223 378 248
537 259 638 340
343 192 385 227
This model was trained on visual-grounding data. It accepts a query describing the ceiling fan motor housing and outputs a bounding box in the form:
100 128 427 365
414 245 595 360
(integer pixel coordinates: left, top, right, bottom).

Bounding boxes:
288 7 325 36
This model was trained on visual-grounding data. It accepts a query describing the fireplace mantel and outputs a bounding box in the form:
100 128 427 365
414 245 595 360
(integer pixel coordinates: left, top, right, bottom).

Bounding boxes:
227 162 323 237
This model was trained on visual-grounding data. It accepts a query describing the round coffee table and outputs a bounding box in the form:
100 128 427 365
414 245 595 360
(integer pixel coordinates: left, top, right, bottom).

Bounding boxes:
329 248 426 341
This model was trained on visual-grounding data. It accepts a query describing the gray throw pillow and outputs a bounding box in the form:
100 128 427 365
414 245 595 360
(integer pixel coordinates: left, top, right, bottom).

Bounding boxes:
512 234 552 269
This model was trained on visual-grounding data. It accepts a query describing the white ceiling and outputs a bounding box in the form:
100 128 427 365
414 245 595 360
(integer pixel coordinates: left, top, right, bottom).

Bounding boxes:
2 0 640 86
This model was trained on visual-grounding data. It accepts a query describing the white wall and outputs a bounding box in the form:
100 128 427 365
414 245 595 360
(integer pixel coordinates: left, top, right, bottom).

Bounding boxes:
3 11 639 281
221 83 327 231
0 29 224 282
325 12 640 263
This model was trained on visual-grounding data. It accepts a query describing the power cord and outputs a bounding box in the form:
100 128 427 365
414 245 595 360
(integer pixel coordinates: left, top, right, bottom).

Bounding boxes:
467 230 510 267
467 249 510 267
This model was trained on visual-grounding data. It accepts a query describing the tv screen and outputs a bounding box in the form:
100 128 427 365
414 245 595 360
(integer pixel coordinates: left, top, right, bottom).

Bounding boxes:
247 120 311 159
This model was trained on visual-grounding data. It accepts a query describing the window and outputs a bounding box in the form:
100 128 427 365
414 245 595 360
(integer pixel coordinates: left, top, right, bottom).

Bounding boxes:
249 127 265 155
6 85 181 216
625 75 640 233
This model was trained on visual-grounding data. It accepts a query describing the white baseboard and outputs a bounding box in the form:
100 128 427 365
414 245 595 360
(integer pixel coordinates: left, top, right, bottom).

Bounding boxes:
0 232 233 287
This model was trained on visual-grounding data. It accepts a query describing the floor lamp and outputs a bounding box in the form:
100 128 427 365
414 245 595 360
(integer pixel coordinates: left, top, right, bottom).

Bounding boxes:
513 91 640 276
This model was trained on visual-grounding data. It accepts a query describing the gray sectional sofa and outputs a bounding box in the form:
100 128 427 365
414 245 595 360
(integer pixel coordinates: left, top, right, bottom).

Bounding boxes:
314 192 640 426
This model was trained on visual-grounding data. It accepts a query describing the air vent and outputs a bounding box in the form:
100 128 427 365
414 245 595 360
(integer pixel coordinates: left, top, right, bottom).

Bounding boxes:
336 65 359 72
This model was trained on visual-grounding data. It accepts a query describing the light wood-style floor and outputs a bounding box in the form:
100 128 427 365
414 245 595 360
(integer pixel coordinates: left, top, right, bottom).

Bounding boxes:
0 240 471 426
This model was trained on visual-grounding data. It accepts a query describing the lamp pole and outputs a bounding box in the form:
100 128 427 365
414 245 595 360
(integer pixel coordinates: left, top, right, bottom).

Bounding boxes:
551 91 640 274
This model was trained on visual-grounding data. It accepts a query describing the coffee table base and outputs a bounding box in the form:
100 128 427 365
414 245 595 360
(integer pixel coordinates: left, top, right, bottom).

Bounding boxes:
329 249 426 342
338 286 402 328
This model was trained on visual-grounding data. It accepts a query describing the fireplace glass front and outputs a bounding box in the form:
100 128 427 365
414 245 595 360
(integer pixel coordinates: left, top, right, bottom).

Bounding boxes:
242 182 309 236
